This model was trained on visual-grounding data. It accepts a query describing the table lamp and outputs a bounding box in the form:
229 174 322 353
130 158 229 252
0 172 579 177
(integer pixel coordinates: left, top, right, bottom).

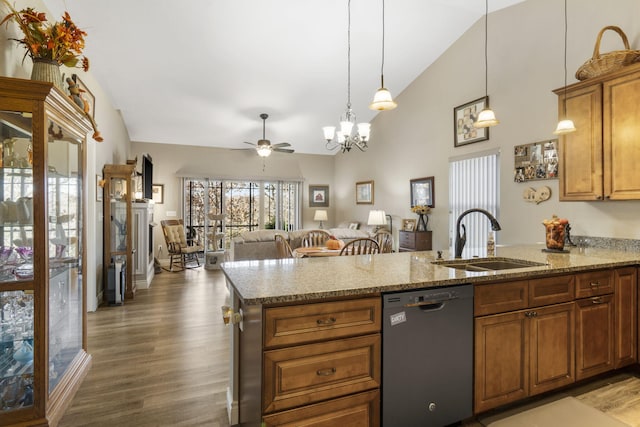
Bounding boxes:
367 210 387 232
314 210 328 229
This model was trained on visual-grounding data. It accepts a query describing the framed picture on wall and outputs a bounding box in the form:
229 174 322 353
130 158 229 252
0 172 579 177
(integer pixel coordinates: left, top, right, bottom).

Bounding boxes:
152 184 164 204
454 96 490 147
356 180 374 204
410 176 435 208
309 185 329 207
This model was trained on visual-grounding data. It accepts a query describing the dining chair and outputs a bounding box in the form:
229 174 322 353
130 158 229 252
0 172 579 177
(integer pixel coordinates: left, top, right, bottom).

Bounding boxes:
274 234 294 259
301 229 331 247
161 219 204 271
375 230 393 253
339 238 380 256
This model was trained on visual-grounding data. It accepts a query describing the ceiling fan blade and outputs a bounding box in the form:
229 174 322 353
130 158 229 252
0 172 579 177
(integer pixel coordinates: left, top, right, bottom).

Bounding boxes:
272 142 291 148
274 148 294 153
243 141 257 147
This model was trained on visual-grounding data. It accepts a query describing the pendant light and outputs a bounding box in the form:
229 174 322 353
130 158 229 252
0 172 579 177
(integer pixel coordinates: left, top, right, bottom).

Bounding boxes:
474 0 499 128
369 0 397 111
554 0 576 135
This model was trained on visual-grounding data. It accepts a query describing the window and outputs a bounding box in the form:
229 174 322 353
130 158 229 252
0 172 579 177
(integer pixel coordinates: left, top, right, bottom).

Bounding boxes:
449 150 500 257
183 178 300 250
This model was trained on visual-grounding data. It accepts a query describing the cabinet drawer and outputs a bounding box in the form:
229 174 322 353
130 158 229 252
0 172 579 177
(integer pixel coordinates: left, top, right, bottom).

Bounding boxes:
474 281 528 316
264 298 381 348
529 275 575 307
263 334 381 413
262 390 379 427
575 270 614 298
399 231 415 248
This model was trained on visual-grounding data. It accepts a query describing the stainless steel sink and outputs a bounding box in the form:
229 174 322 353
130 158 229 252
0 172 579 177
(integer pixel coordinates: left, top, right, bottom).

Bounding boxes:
432 257 547 272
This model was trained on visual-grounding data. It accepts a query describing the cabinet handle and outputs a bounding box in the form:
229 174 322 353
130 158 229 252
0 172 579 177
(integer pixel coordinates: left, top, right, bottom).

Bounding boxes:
316 367 336 376
592 297 604 304
525 311 537 318
316 317 337 326
590 281 600 287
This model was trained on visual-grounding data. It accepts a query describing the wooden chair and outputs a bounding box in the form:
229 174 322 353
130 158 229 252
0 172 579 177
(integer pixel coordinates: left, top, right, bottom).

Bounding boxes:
274 234 294 259
339 238 380 256
161 219 204 271
301 229 331 247
375 230 393 253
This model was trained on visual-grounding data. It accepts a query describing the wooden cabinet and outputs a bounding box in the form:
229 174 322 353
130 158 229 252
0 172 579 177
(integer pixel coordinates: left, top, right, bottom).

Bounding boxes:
554 62 640 200
398 230 432 252
241 297 382 426
475 268 635 414
0 77 92 426
102 164 135 304
474 299 574 413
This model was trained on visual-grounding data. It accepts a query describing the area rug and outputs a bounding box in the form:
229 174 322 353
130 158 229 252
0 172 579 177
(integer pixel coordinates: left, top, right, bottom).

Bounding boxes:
577 376 640 427
487 396 629 427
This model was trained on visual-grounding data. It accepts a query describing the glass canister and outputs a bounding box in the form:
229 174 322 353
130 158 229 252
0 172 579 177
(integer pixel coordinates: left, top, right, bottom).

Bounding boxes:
542 215 568 250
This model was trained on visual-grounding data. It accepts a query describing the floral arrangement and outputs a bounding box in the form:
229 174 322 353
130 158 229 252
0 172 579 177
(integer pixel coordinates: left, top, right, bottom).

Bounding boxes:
411 205 431 215
1 0 89 70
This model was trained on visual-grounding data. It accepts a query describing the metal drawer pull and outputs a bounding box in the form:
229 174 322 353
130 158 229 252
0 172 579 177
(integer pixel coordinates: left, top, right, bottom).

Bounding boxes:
317 367 336 376
590 281 600 287
592 297 604 304
525 311 538 318
316 317 337 325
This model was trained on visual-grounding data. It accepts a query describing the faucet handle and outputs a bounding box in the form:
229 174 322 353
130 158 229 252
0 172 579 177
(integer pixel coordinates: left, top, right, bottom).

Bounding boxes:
436 250 443 260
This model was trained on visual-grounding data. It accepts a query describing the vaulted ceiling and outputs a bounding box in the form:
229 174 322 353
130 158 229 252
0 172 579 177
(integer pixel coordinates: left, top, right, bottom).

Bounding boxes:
43 0 524 155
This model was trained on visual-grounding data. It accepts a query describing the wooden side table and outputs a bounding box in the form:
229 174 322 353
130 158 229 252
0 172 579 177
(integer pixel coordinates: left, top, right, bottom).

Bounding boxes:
399 230 432 252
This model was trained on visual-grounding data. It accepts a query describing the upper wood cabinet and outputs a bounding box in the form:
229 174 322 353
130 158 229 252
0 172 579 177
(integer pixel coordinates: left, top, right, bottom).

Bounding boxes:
554 63 640 201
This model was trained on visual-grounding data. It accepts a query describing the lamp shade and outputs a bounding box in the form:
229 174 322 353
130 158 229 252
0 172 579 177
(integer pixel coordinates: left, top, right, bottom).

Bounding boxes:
314 210 328 222
369 87 397 111
473 108 499 128
553 119 576 135
367 210 387 226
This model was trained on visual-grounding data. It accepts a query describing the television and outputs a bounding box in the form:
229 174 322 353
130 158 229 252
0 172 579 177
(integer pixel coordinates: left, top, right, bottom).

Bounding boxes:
142 154 153 200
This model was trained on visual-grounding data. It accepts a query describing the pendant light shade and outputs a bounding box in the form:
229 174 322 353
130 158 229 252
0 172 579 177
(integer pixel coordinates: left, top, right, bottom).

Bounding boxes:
474 0 499 129
554 0 576 135
369 0 397 111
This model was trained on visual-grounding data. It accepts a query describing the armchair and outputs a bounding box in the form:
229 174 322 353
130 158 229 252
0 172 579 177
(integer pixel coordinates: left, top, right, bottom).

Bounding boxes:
161 219 204 271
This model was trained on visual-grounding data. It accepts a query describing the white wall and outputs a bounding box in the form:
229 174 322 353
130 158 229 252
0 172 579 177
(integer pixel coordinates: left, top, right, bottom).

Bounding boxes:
0 0 132 310
334 0 640 252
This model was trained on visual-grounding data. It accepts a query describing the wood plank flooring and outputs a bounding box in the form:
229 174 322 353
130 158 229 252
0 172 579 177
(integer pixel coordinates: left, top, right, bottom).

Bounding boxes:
58 267 231 427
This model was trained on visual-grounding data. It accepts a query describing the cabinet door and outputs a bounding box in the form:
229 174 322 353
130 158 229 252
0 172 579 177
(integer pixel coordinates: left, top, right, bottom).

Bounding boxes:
528 303 575 396
558 83 603 200
615 267 637 368
575 295 614 381
474 312 528 413
603 70 640 199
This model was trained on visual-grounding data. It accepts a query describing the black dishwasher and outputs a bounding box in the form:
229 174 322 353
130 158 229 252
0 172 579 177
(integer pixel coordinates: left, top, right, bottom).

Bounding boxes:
382 284 474 427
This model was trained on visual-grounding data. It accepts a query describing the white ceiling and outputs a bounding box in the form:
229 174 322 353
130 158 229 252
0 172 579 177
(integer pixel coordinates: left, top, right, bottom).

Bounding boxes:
43 0 524 155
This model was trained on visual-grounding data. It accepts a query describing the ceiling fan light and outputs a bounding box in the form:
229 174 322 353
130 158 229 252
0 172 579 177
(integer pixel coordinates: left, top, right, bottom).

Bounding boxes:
474 108 499 128
554 119 576 135
322 126 336 141
257 145 272 157
369 87 397 111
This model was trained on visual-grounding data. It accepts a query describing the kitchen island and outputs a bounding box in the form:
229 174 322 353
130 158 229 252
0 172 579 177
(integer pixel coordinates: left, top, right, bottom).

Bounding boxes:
221 243 640 426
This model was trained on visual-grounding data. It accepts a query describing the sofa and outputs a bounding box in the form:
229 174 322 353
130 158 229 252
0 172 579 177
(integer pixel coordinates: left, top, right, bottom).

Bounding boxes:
231 224 376 261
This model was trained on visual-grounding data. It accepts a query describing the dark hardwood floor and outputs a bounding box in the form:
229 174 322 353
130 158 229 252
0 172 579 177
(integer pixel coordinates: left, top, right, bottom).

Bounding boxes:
58 266 231 427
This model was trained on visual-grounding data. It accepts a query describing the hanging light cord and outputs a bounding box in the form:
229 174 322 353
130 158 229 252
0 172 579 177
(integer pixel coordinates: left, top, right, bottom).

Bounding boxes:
562 0 568 116
484 0 489 100
347 0 352 109
380 0 386 86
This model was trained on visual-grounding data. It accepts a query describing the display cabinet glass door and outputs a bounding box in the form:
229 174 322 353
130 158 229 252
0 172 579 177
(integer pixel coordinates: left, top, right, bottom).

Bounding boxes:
47 119 83 393
1 110 35 413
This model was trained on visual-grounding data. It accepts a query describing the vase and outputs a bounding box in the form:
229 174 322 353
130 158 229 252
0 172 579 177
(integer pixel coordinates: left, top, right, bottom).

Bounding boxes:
30 59 63 90
417 214 428 231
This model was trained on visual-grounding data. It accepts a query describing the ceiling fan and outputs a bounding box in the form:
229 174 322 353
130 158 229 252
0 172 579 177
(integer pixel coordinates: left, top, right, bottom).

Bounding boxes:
243 113 294 157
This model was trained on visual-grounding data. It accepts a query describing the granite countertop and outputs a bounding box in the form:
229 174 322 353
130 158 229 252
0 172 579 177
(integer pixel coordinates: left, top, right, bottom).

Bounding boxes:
221 244 640 305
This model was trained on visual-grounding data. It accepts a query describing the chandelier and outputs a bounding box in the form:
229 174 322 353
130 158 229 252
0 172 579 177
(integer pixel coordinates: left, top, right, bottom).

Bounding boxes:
322 0 371 153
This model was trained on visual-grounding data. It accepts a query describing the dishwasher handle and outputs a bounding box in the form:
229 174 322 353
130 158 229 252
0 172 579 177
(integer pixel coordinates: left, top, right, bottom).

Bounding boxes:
405 296 457 312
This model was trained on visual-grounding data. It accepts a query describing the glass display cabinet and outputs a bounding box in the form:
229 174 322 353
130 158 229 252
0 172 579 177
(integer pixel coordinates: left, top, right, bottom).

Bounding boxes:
102 164 135 305
0 77 91 426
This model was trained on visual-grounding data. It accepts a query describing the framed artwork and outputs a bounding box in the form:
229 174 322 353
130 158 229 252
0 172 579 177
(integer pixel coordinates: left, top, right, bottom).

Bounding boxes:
356 180 374 204
309 185 329 207
348 222 359 230
72 74 95 119
514 139 558 182
410 176 435 208
152 184 164 204
454 96 489 147
402 219 417 232
96 175 103 202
